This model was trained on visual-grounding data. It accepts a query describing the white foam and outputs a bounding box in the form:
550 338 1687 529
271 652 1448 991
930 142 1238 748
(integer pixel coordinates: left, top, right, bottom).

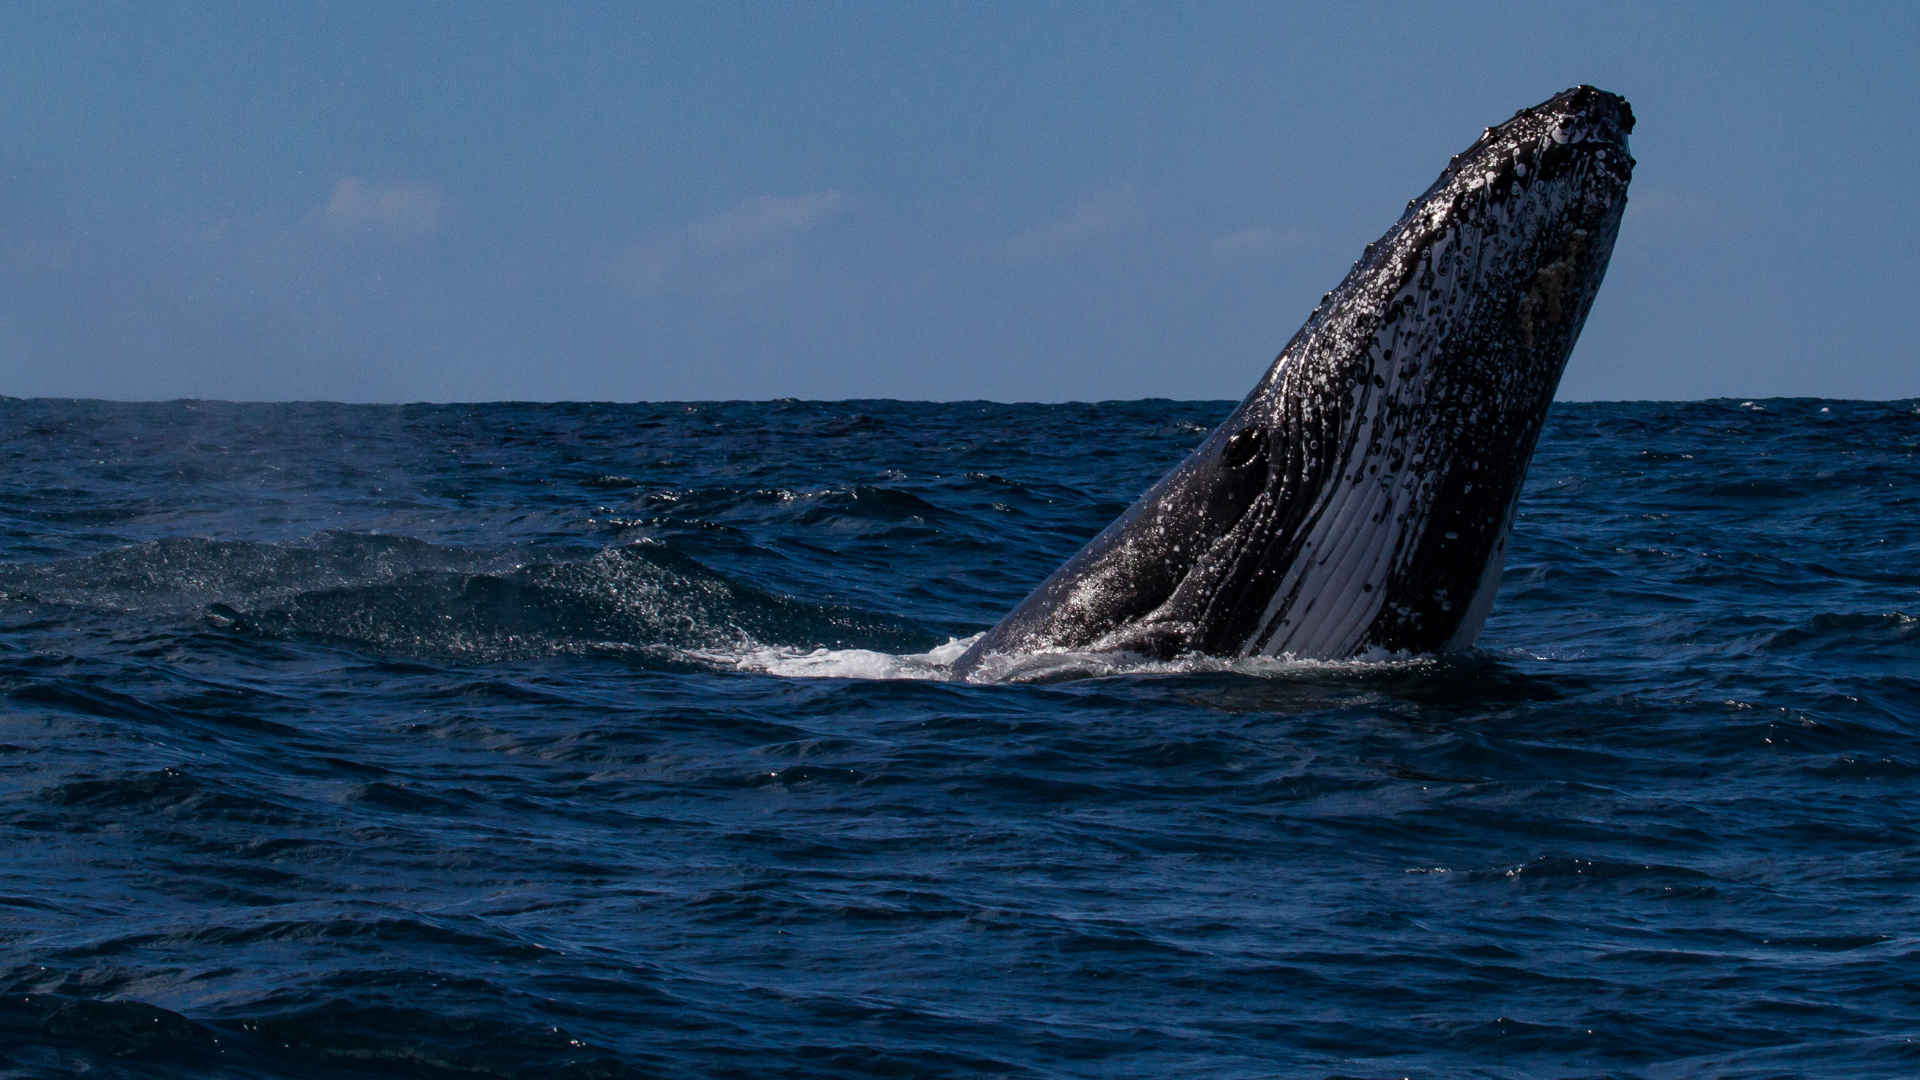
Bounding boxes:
970 645 1437 684
711 635 981 680
704 634 1442 684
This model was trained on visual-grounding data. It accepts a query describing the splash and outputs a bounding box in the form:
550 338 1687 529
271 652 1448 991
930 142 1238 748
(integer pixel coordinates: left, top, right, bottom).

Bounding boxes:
2 532 942 665
707 634 1442 683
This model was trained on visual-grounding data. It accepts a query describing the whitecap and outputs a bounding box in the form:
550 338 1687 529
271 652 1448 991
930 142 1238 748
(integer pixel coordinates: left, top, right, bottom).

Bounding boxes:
711 634 981 680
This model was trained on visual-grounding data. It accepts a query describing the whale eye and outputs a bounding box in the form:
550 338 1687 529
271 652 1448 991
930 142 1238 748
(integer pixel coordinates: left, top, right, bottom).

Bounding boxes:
1223 426 1268 469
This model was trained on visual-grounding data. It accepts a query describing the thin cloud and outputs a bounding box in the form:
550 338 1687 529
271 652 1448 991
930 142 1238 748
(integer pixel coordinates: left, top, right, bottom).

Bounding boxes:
1623 189 1715 228
1002 189 1136 262
1210 225 1311 259
322 178 447 240
1615 190 1726 252
688 191 850 252
620 241 679 290
617 190 851 291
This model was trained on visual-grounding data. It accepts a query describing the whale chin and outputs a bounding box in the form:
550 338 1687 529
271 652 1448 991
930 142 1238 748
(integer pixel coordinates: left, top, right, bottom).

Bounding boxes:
955 86 1634 681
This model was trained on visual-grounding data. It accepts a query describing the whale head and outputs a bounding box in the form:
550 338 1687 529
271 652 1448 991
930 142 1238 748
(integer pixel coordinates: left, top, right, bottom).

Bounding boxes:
956 87 1634 678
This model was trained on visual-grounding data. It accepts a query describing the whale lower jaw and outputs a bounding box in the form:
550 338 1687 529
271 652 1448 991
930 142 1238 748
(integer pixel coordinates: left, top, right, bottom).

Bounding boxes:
1235 506 1513 661
1090 463 1517 664
1234 440 1526 661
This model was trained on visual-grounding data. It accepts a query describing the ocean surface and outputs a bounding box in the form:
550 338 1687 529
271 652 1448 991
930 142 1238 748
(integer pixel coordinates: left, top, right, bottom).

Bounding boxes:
1 396 1916 1079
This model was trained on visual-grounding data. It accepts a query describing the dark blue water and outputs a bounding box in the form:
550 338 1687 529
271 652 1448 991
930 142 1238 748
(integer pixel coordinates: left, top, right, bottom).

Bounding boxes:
1 397 1916 1079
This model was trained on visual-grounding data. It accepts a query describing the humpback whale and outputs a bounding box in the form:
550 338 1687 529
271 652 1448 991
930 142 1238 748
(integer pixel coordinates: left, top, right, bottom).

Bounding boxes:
955 86 1635 680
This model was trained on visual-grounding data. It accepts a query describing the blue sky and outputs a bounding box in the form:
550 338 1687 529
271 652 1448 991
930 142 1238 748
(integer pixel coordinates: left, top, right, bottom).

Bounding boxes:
1 2 1914 403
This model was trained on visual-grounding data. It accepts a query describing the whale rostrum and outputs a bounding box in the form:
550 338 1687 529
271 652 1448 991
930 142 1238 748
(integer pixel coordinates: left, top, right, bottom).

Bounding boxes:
955 86 1635 680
